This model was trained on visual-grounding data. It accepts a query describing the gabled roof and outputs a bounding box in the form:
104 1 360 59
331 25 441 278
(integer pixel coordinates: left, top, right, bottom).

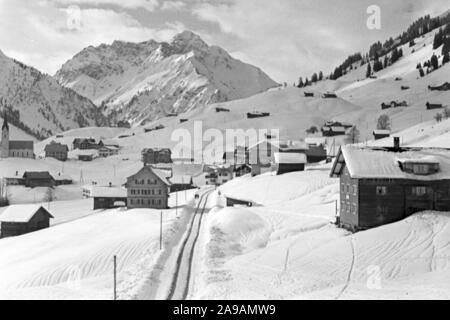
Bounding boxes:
23 171 54 180
127 166 171 185
373 130 390 135
45 141 69 153
9 140 34 150
91 187 127 198
331 146 450 181
0 205 53 223
169 175 193 185
248 139 280 151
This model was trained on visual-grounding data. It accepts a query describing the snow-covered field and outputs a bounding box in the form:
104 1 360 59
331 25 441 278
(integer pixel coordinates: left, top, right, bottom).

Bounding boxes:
186 166 450 300
0 190 196 300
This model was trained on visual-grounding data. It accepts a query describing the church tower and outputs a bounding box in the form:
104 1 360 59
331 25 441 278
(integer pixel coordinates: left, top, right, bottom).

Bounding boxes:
1 113 9 158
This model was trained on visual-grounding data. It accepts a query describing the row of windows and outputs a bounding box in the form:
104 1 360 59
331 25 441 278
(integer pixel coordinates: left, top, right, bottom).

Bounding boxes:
341 201 357 215
134 179 159 185
130 198 162 206
341 184 357 196
343 185 444 197
376 186 430 196
10 151 32 157
130 189 162 195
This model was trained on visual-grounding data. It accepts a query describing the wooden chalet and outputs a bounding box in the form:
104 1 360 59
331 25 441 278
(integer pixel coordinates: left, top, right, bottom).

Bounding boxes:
141 148 172 165
304 92 314 97
426 102 443 110
275 152 306 175
373 130 391 140
73 138 98 150
216 107 230 113
23 172 55 188
44 141 69 161
247 111 270 119
330 138 450 232
322 92 338 99
321 126 346 137
0 205 53 238
126 166 171 209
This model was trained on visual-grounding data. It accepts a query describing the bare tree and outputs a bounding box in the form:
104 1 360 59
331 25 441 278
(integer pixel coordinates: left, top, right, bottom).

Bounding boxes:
346 126 360 144
377 114 391 130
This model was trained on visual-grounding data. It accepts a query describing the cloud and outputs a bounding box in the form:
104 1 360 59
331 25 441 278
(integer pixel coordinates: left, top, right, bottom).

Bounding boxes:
50 0 160 11
0 0 180 75
161 1 186 11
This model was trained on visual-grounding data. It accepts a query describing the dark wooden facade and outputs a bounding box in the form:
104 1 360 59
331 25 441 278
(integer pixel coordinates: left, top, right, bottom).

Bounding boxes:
93 197 127 210
0 207 53 238
226 197 253 207
23 172 55 188
338 164 450 232
276 163 305 175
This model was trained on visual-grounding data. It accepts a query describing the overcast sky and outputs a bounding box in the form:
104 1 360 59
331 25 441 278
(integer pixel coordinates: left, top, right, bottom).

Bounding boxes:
0 0 449 82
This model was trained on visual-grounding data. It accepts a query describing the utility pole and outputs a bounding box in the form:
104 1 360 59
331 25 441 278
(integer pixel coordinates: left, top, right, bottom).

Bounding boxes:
160 211 163 250
113 255 117 301
176 191 178 217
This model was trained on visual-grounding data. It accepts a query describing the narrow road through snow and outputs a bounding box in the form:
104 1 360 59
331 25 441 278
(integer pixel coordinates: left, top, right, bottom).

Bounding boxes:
166 189 213 300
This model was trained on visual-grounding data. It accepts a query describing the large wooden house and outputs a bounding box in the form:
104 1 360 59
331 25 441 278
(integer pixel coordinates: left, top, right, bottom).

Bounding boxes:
126 166 171 209
0 205 53 238
44 141 69 161
141 148 172 165
275 152 306 175
331 138 450 231
23 172 55 188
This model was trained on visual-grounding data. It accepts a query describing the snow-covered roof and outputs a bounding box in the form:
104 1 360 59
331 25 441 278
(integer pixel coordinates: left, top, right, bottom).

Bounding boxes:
305 137 326 146
169 175 193 185
90 187 127 198
373 130 391 135
331 146 450 181
275 152 307 164
0 205 53 223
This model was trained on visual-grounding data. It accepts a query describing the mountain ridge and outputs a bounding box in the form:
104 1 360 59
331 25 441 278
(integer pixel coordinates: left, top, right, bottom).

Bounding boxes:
55 31 279 126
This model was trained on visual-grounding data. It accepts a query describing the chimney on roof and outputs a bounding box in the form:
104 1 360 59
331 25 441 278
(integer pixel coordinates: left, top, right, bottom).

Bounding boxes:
394 137 400 150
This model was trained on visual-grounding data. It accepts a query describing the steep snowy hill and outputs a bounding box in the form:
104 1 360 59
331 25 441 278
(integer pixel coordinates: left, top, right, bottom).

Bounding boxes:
0 50 107 139
55 31 279 126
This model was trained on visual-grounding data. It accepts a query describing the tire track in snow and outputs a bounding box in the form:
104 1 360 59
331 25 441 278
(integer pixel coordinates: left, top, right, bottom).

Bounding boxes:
166 190 212 300
335 235 356 300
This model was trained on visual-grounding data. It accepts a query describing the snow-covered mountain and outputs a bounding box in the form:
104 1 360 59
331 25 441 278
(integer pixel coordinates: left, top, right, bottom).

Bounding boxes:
0 50 107 139
55 31 279 126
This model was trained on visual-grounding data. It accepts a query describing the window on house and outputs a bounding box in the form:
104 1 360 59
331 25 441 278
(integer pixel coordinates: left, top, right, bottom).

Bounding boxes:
413 164 429 175
376 186 387 196
412 186 427 196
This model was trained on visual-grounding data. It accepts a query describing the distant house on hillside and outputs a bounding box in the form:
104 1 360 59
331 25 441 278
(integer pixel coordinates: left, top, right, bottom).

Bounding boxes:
77 149 98 161
330 137 450 232
23 172 55 188
321 126 346 137
45 141 69 161
126 166 171 209
99 145 119 158
275 152 306 175
141 148 172 165
373 130 391 140
73 138 98 150
0 205 53 238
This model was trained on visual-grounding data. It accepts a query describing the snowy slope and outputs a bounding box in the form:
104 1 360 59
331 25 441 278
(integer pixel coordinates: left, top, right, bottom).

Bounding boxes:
55 31 279 126
0 50 107 139
191 166 450 300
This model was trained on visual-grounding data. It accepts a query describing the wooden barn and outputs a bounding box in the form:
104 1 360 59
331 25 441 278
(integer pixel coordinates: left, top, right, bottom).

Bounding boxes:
321 126 346 137
275 152 306 175
169 175 194 193
0 205 53 238
225 196 253 207
330 138 450 232
23 172 55 188
91 187 127 210
373 129 391 140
